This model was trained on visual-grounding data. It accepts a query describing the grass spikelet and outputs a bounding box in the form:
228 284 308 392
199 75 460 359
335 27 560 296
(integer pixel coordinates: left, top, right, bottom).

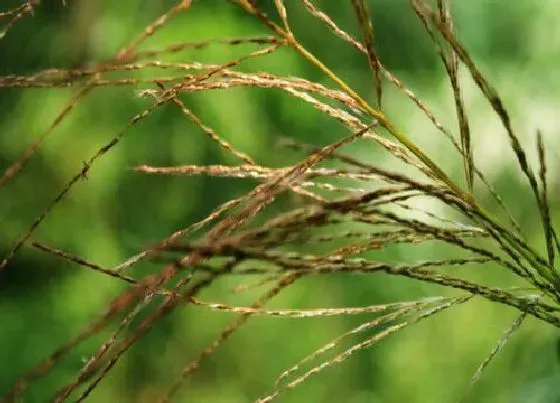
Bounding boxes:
0 2 36 41
350 0 383 108
413 0 474 191
537 131 556 270
116 0 193 61
457 312 528 403
0 81 95 192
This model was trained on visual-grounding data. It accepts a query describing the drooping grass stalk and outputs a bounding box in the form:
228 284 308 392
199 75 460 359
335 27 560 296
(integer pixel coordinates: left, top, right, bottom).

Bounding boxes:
233 0 475 205
233 1 560 296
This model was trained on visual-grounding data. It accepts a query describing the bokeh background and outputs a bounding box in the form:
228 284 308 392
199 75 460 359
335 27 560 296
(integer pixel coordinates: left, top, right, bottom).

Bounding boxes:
1 1 560 402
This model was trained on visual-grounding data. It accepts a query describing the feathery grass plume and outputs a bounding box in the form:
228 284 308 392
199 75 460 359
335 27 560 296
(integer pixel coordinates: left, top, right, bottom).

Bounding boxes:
1 1 559 402
142 127 380 401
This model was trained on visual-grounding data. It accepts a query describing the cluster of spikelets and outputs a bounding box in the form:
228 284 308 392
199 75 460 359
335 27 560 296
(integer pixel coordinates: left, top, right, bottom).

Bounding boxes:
1 1 559 402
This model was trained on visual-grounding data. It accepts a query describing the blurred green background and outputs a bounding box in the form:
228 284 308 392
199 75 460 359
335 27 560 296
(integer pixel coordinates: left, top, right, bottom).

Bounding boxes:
1 1 559 402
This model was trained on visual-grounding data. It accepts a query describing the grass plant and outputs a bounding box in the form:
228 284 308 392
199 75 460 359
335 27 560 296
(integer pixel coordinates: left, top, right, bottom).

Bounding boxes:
0 1 558 402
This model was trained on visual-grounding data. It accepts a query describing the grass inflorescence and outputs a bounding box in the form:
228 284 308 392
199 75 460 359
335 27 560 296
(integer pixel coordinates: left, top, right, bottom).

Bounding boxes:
0 1 558 402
